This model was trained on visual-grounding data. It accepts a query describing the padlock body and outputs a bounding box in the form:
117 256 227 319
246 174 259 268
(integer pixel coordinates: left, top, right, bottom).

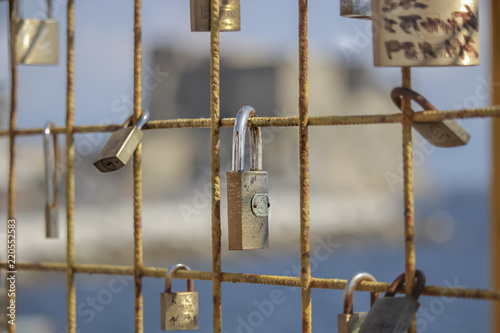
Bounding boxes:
94 127 144 173
45 205 58 238
413 120 471 147
358 297 419 333
190 0 241 32
160 292 199 331
15 19 59 65
227 171 269 250
340 0 371 19
372 0 480 67
338 313 368 333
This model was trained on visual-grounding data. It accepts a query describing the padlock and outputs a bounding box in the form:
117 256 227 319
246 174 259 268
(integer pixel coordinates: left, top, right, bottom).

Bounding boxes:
94 110 150 173
161 264 199 331
190 0 240 32
44 122 60 238
391 87 471 147
340 0 371 19
338 272 379 333
358 270 426 333
227 106 270 250
372 0 480 66
14 0 59 65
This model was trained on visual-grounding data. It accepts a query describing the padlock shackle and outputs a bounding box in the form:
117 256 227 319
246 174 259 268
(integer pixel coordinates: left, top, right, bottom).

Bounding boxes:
165 264 194 293
343 272 378 315
232 106 262 172
385 269 426 301
121 109 150 130
390 87 437 114
15 0 53 19
44 122 60 210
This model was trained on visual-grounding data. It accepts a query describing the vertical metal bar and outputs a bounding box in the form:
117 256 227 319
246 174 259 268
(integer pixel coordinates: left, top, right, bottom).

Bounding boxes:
65 0 76 331
298 0 311 332
491 0 500 331
401 67 416 333
210 0 222 331
133 0 144 330
7 0 17 332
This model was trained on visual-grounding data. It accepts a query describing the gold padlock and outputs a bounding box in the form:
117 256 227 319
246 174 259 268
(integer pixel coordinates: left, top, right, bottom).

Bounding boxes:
14 0 59 65
44 122 60 238
338 273 379 333
93 110 150 173
227 106 270 250
190 0 240 32
161 264 199 331
391 87 471 147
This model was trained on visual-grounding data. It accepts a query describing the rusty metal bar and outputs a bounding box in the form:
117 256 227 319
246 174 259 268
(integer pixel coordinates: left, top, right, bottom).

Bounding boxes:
492 0 500 331
7 0 17 332
3 107 500 137
133 0 144 331
210 0 222 332
65 0 76 331
2 262 500 301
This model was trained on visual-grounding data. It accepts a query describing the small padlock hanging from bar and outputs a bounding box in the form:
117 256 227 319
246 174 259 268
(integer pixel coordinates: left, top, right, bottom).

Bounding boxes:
190 0 240 32
340 0 371 19
358 270 426 333
14 0 59 65
338 272 379 333
227 106 270 250
44 122 60 238
160 264 199 331
94 110 150 173
391 87 471 147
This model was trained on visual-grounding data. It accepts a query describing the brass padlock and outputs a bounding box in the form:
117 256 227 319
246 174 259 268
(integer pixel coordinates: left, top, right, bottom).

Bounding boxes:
340 0 371 19
161 264 199 331
94 110 150 173
358 270 426 333
14 0 59 65
338 272 379 333
391 87 471 148
44 122 60 238
190 0 240 32
227 106 269 250
372 0 479 66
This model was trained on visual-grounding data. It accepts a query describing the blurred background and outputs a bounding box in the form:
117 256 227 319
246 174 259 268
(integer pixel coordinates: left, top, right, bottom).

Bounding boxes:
0 0 494 332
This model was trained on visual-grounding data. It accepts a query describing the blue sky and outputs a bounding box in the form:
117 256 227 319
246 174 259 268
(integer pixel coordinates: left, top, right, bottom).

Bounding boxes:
0 0 493 192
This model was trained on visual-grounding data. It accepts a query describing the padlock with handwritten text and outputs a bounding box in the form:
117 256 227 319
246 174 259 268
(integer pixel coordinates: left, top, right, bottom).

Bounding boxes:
338 273 379 333
372 0 480 66
227 106 269 250
161 264 199 331
340 0 371 19
190 0 240 31
14 0 59 65
94 110 150 173
358 270 426 333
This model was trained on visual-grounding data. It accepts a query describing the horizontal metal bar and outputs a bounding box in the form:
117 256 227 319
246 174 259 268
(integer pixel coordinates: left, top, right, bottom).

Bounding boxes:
1 106 500 137
1 262 499 301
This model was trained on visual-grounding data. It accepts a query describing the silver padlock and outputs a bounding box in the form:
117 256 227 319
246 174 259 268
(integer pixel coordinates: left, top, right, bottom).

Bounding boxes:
161 264 199 331
94 110 150 173
358 270 426 333
340 0 371 19
14 0 59 65
391 87 471 147
44 122 60 238
190 0 240 32
372 0 480 66
338 273 379 333
227 106 270 250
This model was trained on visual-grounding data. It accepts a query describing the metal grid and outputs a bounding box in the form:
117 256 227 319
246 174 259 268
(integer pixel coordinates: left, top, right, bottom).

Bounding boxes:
2 0 500 333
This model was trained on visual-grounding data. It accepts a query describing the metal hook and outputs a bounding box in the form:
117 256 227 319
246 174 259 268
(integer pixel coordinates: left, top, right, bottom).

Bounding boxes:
232 106 262 172
164 264 193 293
44 122 60 238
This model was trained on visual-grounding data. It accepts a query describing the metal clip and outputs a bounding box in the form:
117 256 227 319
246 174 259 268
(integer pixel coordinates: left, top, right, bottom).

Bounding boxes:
44 122 60 238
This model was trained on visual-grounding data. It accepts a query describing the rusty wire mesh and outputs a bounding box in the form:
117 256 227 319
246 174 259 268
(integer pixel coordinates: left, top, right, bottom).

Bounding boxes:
2 0 500 333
